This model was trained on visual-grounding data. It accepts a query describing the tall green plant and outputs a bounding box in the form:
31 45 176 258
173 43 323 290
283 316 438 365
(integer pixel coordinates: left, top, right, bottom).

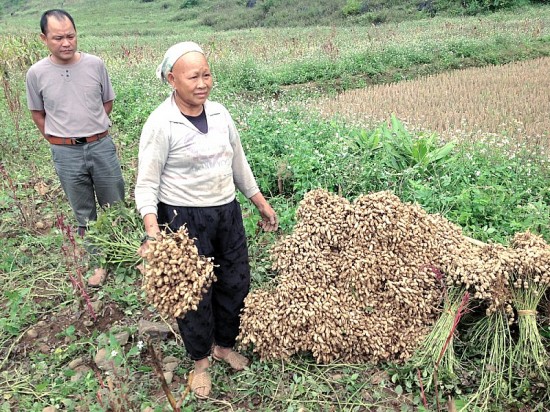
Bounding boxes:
342 0 362 16
0 34 44 74
364 115 456 172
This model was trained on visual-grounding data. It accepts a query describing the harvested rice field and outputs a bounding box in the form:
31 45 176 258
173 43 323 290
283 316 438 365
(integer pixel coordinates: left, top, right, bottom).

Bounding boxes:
313 57 550 151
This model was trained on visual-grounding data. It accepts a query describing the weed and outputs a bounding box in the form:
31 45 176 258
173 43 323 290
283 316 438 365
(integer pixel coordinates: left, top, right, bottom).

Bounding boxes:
0 288 33 338
0 162 39 230
56 214 96 321
92 334 143 411
1 75 23 141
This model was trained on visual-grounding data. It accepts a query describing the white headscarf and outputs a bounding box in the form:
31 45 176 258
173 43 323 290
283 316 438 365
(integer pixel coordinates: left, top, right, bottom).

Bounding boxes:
156 41 204 83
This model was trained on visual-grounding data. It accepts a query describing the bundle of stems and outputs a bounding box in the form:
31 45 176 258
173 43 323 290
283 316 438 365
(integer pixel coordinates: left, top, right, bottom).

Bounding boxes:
409 286 469 391
467 309 513 410
85 226 142 268
510 278 549 385
508 231 550 397
85 202 143 269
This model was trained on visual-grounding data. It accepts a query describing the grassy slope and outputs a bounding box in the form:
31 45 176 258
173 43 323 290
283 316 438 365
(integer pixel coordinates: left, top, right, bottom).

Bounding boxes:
2 0 549 95
0 0 489 34
0 0 203 34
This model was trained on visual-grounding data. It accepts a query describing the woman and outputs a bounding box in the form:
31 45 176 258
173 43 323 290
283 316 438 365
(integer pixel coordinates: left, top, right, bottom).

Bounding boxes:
135 41 278 398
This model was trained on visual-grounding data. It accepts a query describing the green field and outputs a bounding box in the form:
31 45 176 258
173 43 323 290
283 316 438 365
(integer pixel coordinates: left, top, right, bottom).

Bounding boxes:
1 0 549 411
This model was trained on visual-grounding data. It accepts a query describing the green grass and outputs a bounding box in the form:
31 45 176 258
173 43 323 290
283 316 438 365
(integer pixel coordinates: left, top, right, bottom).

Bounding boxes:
3 2 549 98
0 1 549 410
1 0 531 32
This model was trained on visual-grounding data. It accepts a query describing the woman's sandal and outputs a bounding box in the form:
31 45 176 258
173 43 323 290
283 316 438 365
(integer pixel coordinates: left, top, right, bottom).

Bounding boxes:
212 349 249 371
190 370 211 399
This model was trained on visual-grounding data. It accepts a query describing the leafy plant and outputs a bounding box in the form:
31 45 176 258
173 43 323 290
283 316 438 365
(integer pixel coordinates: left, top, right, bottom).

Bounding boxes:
90 333 144 411
102 283 144 315
342 0 363 16
0 288 33 337
0 163 40 230
375 115 456 172
352 127 383 157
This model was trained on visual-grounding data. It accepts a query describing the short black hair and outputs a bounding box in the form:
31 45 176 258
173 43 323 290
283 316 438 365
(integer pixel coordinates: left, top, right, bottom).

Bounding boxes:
40 9 76 35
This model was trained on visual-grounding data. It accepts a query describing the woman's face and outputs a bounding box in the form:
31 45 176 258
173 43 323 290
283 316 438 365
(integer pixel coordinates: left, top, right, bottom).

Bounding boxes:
167 52 213 114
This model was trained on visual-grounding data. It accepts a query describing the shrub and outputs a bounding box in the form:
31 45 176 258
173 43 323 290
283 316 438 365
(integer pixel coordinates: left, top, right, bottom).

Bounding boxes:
462 0 528 14
180 0 199 8
342 0 362 16
214 59 277 92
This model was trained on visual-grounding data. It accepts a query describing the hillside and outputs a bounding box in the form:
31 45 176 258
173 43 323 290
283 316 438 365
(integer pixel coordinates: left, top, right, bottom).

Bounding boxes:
0 0 545 33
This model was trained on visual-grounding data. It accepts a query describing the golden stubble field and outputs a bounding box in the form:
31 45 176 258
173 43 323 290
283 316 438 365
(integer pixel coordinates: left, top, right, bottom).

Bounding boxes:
313 57 550 155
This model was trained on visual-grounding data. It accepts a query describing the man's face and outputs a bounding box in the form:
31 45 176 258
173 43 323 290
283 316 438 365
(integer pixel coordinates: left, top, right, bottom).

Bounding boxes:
40 16 78 65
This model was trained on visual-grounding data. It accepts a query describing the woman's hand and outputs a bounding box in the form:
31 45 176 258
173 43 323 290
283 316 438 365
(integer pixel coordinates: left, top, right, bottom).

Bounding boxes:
137 240 151 258
258 205 278 232
138 214 161 257
250 192 278 232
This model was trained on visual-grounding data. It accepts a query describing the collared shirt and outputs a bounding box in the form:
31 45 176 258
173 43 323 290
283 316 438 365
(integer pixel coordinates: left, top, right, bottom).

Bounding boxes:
26 52 115 137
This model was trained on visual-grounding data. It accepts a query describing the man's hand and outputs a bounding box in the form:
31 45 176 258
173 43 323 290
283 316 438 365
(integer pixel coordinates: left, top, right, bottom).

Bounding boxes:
30 110 47 137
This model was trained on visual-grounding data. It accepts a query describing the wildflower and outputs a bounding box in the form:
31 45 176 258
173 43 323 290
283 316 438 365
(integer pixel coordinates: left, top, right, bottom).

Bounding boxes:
137 341 144 351
111 350 118 358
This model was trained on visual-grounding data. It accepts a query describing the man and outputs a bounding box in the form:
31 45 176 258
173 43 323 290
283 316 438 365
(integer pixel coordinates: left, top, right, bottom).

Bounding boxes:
26 9 125 286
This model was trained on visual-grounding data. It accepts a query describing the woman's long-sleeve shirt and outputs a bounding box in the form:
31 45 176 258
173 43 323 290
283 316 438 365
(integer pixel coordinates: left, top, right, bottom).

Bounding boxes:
135 94 259 218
